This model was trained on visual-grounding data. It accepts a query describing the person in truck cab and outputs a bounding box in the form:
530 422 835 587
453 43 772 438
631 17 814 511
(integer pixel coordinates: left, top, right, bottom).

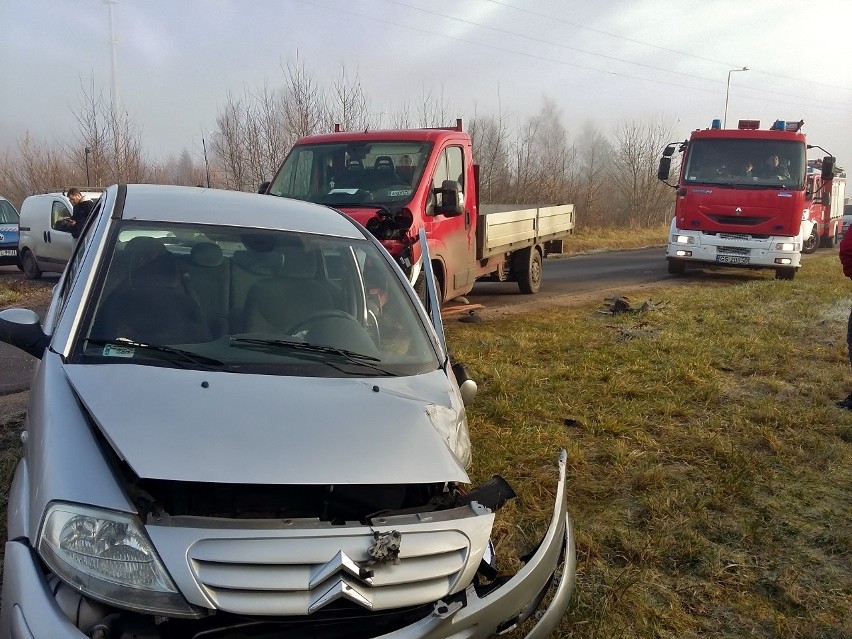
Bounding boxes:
760 154 790 180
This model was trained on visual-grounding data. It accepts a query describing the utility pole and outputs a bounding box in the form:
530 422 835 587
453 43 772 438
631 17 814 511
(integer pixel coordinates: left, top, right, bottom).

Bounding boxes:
105 0 120 119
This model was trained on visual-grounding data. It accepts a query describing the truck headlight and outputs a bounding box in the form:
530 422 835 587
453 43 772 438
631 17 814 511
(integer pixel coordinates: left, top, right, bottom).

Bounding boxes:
38 503 201 617
775 242 795 251
672 235 694 244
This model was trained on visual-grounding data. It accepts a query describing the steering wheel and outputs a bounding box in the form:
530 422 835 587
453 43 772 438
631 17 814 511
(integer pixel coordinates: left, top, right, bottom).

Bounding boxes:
289 310 359 334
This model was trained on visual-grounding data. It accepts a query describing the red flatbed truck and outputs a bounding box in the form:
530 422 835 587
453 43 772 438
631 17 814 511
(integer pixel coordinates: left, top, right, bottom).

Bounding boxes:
658 118 843 280
263 120 575 303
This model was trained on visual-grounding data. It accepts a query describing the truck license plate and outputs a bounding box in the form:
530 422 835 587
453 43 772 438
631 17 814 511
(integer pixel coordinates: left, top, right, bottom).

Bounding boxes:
0 249 15 257
716 255 749 265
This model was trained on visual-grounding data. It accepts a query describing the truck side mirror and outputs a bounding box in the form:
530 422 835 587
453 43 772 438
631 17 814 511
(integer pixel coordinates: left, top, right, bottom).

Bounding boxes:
821 157 835 182
258 181 270 194
658 157 672 181
434 180 464 217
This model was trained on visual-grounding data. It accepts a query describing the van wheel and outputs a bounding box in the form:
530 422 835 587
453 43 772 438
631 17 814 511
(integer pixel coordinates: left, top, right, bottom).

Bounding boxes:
21 249 42 280
514 247 542 294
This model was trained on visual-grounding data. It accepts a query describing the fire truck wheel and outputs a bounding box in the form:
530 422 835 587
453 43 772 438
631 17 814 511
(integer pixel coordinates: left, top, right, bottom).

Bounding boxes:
822 228 838 249
514 246 542 294
775 267 796 281
802 228 819 254
667 258 686 275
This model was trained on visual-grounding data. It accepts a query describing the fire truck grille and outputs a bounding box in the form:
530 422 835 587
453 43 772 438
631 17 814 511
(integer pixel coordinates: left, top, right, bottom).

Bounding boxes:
718 233 752 241
708 214 767 226
717 246 751 256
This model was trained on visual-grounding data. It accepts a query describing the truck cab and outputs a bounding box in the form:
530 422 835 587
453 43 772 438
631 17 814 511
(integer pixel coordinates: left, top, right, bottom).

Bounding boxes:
263 121 478 302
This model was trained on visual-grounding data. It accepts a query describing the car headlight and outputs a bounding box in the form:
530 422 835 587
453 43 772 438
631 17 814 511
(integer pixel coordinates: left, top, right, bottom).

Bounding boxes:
775 242 795 251
38 503 201 617
672 234 695 244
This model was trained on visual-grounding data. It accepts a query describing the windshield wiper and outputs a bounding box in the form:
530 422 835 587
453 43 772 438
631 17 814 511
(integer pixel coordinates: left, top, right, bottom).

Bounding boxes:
230 337 394 375
85 338 225 369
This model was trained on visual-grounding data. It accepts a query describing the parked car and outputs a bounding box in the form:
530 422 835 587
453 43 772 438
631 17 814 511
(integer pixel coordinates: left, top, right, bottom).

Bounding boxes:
17 189 103 279
0 195 20 267
0 184 575 639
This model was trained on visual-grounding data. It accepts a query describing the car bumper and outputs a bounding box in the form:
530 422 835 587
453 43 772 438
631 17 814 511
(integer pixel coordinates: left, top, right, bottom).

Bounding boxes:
1 452 575 639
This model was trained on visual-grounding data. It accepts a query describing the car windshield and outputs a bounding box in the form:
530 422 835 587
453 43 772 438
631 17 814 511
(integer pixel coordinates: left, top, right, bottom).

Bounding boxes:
268 141 432 209
75 222 440 377
683 139 806 189
0 199 19 224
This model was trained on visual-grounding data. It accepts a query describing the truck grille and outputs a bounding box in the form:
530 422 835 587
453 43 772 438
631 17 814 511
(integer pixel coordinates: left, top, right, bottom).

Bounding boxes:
708 214 767 226
717 246 751 256
718 233 751 241
189 530 470 615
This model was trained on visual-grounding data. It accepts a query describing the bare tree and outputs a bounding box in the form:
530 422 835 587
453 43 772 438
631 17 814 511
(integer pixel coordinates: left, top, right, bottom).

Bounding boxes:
574 122 613 227
609 117 676 226
328 64 371 131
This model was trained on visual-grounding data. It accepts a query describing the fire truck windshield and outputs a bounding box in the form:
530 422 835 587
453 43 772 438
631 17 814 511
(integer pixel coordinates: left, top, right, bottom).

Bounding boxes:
683 139 805 189
268 141 433 209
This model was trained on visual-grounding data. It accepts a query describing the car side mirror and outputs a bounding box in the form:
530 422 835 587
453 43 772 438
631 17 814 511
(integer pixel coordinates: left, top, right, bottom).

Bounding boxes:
451 361 478 405
0 308 48 358
434 180 464 216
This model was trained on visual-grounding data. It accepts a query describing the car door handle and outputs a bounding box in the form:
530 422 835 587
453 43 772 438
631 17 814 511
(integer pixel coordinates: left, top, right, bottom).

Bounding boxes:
43 231 48 243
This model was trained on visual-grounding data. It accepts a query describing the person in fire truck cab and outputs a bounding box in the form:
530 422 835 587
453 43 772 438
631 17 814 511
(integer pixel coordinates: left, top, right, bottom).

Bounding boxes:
836 232 852 409
760 153 790 180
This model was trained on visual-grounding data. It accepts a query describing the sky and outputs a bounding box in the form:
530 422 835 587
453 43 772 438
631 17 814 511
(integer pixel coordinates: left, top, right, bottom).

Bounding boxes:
3 0 852 174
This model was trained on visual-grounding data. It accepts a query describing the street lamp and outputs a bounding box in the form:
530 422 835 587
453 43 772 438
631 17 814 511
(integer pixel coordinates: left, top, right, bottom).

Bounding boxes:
724 66 749 128
85 147 91 186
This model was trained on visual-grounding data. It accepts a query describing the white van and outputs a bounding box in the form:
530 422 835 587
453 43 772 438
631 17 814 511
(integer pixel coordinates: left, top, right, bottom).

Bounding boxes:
17 190 101 279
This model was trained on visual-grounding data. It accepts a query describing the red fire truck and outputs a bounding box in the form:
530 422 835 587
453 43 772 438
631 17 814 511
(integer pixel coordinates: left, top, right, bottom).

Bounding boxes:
658 118 843 280
802 158 847 253
262 120 575 303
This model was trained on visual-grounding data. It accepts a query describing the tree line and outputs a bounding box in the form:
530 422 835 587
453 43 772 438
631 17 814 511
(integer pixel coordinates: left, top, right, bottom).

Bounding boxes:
0 60 676 229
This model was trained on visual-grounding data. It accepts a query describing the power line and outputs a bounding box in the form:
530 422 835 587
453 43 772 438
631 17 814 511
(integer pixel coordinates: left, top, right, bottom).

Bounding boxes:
484 0 852 93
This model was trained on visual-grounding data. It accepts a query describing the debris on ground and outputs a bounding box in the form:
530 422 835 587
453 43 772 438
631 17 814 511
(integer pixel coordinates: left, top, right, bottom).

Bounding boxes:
598 296 668 315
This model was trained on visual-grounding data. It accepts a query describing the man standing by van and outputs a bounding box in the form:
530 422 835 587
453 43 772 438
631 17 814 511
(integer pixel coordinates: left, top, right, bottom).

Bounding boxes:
66 188 95 239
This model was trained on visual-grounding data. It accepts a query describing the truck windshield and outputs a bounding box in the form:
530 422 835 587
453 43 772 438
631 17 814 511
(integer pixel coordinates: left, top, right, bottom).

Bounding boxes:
268 141 432 209
683 139 805 189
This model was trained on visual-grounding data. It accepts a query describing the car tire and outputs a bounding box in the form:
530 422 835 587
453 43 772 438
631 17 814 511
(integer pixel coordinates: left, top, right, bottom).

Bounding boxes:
514 246 542 294
21 249 43 280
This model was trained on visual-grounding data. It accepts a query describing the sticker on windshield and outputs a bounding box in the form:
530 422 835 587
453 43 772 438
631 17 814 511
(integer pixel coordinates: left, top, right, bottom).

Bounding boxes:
328 188 360 195
388 189 413 197
103 344 135 358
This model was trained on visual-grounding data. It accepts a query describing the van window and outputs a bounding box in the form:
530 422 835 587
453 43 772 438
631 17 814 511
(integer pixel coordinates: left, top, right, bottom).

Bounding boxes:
429 146 465 214
51 200 71 230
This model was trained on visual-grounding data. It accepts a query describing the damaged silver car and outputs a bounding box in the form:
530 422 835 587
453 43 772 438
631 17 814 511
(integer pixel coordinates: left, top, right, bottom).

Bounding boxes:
0 184 575 639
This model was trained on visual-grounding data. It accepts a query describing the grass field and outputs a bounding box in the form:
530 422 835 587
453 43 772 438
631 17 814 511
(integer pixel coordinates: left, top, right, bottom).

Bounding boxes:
1 244 849 638
445 251 851 638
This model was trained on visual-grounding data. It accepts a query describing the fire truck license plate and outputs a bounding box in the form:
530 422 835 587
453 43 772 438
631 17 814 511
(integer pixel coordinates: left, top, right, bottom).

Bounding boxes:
716 255 749 265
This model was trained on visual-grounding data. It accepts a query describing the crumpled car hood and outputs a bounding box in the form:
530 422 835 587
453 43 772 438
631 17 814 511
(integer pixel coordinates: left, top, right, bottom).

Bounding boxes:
63 364 470 485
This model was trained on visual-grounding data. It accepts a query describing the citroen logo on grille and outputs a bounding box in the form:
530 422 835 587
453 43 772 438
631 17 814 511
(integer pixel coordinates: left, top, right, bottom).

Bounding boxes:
308 550 375 612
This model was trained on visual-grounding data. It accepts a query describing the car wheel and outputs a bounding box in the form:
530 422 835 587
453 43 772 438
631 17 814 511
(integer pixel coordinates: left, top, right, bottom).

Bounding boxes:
21 249 43 280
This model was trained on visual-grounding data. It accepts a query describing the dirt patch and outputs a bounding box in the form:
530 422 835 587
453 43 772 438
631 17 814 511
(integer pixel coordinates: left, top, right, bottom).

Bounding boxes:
0 269 55 310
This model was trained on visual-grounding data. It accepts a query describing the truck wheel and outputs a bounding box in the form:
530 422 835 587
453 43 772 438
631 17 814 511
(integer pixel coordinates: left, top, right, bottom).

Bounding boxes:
21 249 42 280
667 258 686 275
775 267 796 281
413 265 443 309
823 227 838 249
802 228 819 254
514 247 542 294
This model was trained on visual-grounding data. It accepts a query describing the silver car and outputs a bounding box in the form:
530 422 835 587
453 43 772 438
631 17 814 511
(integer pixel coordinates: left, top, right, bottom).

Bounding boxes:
0 184 575 639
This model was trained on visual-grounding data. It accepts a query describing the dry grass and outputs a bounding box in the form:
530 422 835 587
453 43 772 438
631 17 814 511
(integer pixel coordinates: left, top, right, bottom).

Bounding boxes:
446 252 851 638
559 224 669 255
